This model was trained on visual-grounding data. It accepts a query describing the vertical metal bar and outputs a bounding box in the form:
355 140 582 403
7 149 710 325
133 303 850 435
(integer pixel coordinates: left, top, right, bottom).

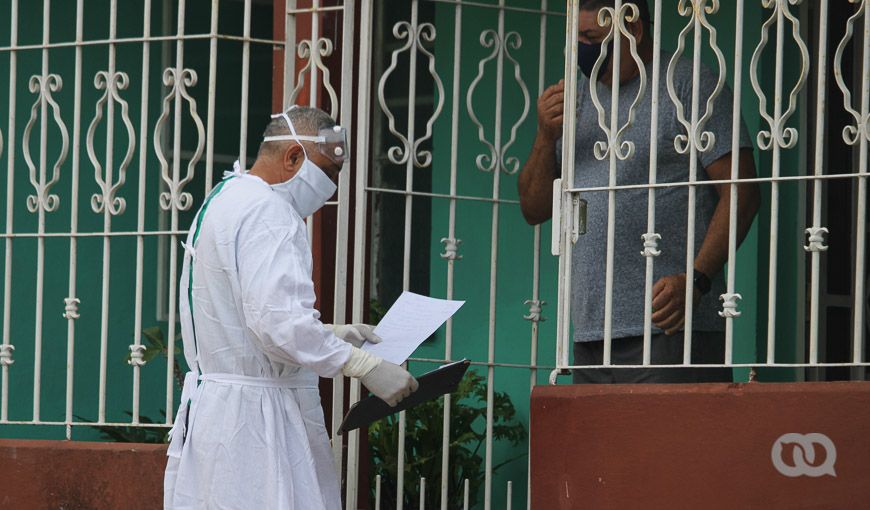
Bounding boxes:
795 1 809 374
204 0 219 194
165 0 187 425
396 3 421 507
284 0 296 108
238 0 252 166
346 0 374 506
766 4 786 364
419 477 426 510
132 0 154 424
332 0 355 504
330 34 348 486
642 0 663 364
526 4 548 504
808 0 829 365
401 0 419 294
682 2 703 363
724 0 747 365
440 2 463 508
603 0 624 365
462 479 470 510
1 0 17 422
505 481 512 510
555 0 580 375
65 0 85 436
294 0 340 473
852 4 870 365
155 0 172 324
33 0 53 422
483 4 508 506
375 474 382 510
97 0 120 424
309 0 320 107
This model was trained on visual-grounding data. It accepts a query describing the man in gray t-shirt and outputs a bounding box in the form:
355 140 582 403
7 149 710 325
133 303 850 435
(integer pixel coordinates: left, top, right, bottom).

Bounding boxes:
518 0 759 383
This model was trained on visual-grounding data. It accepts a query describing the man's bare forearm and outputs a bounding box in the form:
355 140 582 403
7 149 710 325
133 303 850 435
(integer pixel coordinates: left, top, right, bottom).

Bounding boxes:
694 151 760 278
518 134 559 225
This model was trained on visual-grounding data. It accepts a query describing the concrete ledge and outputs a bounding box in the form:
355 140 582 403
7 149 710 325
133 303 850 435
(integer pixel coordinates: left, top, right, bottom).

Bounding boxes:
531 382 870 509
0 439 167 509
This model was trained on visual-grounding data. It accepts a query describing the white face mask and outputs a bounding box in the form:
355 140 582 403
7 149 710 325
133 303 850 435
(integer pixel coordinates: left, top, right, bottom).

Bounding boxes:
265 107 338 218
271 157 336 218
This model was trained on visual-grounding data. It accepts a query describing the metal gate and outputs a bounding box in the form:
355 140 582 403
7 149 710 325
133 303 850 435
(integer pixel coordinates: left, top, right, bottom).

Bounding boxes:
2 0 870 509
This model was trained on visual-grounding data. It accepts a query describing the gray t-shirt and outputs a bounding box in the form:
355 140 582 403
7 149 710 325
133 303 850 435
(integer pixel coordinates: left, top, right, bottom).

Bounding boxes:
557 52 752 342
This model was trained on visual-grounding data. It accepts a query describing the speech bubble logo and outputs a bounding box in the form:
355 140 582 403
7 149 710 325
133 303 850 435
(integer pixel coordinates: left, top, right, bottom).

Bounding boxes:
771 433 837 477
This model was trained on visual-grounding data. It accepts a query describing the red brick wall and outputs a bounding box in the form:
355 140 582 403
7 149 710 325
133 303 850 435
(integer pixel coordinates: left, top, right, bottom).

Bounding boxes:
0 440 167 509
531 382 870 509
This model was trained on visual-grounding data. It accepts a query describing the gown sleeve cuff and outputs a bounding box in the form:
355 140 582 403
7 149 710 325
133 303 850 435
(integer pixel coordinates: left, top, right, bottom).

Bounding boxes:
340 346 381 379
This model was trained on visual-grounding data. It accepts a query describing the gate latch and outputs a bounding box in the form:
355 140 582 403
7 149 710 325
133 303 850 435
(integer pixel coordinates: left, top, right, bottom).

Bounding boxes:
551 178 586 256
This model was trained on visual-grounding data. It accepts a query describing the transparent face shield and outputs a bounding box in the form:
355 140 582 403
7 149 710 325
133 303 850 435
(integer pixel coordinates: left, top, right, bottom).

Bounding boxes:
263 108 348 166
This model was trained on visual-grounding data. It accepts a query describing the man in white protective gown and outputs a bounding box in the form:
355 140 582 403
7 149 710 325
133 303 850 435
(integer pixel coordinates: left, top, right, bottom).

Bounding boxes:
164 105 419 510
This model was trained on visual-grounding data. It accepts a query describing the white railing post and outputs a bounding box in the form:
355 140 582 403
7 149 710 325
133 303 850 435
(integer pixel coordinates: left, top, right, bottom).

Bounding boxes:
603 0 624 364
642 0 664 363
130 0 155 425
440 0 464 507
552 0 580 382
2 0 20 423
722 0 748 365
65 0 85 436
852 1 870 368
23 0 70 422
331 0 357 505
347 0 375 507
204 0 220 194
806 0 831 365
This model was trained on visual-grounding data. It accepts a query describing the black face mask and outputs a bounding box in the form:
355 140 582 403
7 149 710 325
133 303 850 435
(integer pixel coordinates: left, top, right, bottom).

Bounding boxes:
577 40 612 79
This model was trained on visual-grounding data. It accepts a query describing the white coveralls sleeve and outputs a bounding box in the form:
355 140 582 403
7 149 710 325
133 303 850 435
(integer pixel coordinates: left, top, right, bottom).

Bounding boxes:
236 202 352 377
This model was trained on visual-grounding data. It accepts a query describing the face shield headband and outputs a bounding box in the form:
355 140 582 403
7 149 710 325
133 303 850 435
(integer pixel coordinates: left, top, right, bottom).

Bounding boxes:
263 107 348 165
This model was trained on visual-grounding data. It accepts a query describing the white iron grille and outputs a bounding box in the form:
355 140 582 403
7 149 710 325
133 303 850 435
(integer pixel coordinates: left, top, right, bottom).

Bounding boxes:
555 0 870 377
0 0 290 432
1 1 869 510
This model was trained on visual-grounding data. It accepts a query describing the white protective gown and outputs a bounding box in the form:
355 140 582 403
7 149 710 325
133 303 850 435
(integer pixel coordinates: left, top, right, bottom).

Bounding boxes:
164 171 352 510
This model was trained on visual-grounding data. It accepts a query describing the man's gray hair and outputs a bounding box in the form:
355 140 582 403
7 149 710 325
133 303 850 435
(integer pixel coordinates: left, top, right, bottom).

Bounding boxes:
257 106 335 159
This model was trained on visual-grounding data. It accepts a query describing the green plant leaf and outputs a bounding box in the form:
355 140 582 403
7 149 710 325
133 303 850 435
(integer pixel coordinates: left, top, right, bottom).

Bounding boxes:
368 370 526 508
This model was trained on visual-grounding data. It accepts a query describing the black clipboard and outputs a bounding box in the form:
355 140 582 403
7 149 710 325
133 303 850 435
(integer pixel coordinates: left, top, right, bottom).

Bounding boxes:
338 359 471 434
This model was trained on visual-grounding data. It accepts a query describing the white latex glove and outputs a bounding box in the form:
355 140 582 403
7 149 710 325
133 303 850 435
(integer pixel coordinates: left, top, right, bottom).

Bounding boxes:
326 323 382 348
360 360 419 407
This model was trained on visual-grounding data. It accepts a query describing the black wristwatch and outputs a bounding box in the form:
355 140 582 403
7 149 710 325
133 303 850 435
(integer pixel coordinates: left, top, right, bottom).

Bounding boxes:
693 270 712 295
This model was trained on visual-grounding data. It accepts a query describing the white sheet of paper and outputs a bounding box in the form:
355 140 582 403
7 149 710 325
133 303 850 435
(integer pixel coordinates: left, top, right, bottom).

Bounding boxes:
362 291 465 365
